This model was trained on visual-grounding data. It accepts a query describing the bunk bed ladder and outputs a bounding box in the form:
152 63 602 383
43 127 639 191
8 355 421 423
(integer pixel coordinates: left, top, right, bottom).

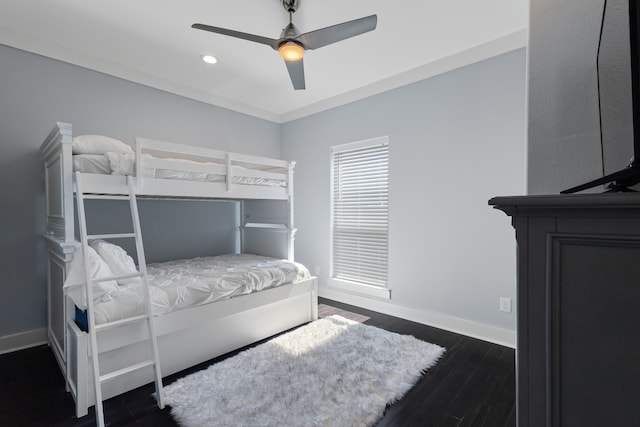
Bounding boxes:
75 172 164 427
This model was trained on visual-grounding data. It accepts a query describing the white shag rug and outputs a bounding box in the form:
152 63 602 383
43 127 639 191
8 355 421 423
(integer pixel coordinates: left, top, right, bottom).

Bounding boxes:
163 315 445 427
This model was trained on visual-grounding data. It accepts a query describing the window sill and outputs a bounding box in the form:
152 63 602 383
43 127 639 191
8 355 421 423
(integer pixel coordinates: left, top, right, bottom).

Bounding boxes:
326 278 391 300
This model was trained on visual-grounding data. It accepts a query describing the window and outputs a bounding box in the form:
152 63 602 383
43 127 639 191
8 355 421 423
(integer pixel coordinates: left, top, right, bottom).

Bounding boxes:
329 137 390 299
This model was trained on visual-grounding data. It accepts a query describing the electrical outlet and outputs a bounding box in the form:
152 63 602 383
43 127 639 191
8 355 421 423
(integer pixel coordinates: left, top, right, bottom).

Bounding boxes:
499 297 512 313
314 266 320 275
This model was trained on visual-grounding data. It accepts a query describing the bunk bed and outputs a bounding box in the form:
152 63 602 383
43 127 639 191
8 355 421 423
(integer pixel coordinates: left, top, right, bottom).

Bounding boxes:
40 122 318 418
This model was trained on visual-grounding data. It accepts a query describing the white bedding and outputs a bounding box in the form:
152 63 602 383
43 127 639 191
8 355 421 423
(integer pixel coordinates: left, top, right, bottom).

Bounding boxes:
72 152 287 187
73 154 111 174
67 253 310 325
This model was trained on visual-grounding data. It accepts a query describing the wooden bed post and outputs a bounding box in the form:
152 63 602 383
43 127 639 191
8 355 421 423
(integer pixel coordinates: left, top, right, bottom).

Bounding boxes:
134 137 143 188
41 122 74 242
288 161 296 261
239 200 246 254
226 153 233 193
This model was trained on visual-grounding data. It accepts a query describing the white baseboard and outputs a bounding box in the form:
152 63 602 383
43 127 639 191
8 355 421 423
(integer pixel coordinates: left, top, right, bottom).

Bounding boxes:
0 328 48 355
319 287 516 348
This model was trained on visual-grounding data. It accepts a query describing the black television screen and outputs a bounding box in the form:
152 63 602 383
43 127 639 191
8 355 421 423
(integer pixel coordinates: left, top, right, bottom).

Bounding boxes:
562 0 640 193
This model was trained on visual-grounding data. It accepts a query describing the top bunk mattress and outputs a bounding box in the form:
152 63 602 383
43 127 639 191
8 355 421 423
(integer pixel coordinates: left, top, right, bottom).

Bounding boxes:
66 252 311 325
72 153 287 188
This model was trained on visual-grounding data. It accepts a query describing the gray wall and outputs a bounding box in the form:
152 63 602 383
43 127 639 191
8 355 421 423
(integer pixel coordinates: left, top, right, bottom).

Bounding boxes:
80 199 240 264
0 43 280 337
281 49 527 332
1 41 527 343
528 0 636 193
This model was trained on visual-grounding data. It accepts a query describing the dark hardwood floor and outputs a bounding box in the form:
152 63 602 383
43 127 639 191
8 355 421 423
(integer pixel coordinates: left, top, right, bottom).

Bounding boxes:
0 298 515 426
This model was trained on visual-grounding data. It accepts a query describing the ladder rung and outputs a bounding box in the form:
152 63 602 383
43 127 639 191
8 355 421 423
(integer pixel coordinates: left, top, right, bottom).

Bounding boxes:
91 276 119 284
112 272 143 281
95 314 150 331
90 272 142 284
87 233 136 240
81 194 130 201
99 360 156 384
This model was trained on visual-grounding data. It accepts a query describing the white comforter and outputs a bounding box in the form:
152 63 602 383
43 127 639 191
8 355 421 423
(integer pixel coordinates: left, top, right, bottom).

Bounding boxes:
73 254 310 325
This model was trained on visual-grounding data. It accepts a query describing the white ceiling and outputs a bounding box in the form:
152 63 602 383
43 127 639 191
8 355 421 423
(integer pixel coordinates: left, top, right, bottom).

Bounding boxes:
1 0 528 123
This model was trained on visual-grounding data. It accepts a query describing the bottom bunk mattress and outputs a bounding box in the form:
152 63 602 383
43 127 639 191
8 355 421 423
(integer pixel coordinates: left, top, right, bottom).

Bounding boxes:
66 252 311 325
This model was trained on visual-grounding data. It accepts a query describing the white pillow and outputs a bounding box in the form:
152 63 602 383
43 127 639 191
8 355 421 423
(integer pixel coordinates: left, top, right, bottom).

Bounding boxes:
64 246 120 308
90 239 139 285
72 135 134 155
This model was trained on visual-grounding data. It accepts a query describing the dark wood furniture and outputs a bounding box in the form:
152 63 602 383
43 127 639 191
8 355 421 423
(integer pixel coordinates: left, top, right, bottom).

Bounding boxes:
489 193 640 427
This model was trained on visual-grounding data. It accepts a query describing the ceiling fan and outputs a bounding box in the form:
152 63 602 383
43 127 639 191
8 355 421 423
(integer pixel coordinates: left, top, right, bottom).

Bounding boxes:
192 0 377 90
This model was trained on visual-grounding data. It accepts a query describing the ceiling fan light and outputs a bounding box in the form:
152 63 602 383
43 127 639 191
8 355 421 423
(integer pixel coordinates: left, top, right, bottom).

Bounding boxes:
278 41 304 61
201 54 218 64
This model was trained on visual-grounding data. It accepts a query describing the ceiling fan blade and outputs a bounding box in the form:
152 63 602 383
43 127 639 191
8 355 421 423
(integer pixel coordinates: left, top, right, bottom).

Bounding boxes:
297 14 377 50
284 59 305 90
192 23 279 49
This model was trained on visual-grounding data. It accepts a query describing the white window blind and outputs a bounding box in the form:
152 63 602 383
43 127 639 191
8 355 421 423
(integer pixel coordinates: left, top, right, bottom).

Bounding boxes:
331 138 389 288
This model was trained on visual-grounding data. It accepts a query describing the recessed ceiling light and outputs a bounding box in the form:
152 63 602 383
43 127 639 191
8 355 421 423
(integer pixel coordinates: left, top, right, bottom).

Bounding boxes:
201 54 217 64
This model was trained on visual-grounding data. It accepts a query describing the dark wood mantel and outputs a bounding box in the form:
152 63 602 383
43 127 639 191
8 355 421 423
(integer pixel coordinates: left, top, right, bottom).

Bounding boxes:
490 192 640 215
489 192 640 427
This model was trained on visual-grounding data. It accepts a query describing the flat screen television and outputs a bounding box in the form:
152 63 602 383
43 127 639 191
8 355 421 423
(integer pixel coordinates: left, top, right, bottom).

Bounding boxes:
562 0 640 193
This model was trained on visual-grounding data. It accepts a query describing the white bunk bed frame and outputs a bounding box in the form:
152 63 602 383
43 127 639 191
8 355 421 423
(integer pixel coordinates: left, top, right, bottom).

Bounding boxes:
40 122 318 418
